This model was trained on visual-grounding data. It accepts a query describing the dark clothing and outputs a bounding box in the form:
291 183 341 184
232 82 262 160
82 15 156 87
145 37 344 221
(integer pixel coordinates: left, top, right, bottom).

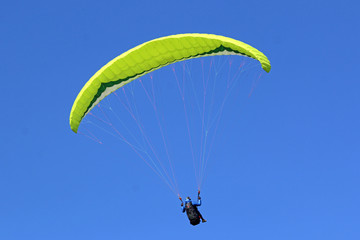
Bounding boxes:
182 199 204 226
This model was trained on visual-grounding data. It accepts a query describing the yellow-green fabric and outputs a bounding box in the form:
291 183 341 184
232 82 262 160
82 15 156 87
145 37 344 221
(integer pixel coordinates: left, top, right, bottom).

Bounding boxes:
70 33 271 133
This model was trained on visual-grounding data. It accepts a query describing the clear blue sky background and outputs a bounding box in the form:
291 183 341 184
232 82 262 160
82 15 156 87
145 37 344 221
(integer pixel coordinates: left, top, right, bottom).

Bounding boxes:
1 0 359 239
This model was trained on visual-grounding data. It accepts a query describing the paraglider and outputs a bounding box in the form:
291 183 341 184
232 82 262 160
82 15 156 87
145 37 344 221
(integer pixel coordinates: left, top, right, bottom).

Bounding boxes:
180 191 206 225
70 33 271 224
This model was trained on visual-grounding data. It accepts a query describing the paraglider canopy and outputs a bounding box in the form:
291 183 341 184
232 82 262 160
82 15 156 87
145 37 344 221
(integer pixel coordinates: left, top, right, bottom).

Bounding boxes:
69 33 271 133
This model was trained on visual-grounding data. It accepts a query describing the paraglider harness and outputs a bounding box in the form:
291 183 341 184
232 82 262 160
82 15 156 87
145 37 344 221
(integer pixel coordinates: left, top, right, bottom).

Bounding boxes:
179 191 203 226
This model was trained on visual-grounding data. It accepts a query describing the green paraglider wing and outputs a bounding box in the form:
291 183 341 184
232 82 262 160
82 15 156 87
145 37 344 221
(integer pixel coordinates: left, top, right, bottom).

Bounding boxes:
70 33 271 133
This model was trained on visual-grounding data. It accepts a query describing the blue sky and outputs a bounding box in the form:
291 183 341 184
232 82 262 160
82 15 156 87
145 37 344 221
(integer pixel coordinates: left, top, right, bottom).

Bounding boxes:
1 0 359 239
